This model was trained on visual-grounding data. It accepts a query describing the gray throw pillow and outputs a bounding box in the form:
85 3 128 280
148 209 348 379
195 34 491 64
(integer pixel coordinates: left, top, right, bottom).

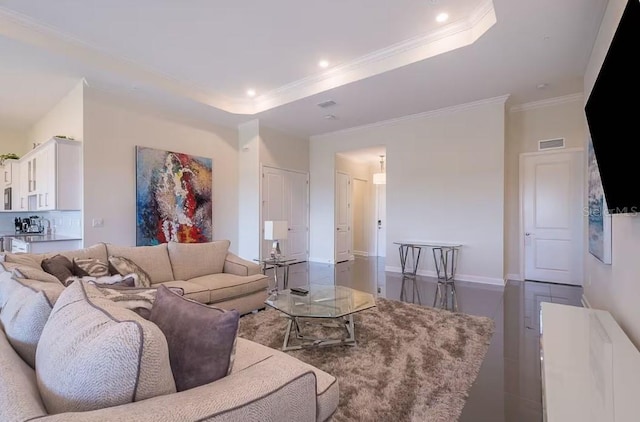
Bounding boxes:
41 255 74 283
150 285 239 391
73 258 109 277
108 256 152 288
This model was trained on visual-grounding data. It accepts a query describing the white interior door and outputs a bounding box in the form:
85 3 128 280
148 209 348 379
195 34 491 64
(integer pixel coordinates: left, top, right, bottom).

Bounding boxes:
352 178 368 256
286 171 308 262
375 184 386 257
523 151 583 285
262 166 309 261
335 171 352 263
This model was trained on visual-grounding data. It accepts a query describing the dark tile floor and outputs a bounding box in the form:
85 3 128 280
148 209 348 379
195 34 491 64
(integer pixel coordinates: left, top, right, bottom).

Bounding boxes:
275 256 583 422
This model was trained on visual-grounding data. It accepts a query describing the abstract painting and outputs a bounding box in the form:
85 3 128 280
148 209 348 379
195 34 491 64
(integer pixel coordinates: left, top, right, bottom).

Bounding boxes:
136 146 212 246
588 137 612 264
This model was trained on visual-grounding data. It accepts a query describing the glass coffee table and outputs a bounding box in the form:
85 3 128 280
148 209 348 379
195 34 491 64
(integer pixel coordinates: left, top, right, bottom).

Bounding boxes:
265 285 376 351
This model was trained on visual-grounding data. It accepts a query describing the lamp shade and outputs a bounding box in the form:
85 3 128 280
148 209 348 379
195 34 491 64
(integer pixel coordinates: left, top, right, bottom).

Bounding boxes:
264 220 288 240
373 173 386 185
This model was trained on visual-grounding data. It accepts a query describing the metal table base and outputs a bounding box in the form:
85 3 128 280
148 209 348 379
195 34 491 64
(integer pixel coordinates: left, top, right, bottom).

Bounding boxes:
282 315 356 351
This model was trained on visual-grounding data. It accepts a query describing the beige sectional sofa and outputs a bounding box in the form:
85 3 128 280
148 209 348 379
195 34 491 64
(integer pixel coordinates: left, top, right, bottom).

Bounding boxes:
3 240 269 314
0 241 340 421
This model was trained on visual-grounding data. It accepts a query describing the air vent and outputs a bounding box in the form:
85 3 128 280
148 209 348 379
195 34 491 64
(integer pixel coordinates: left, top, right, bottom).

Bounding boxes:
538 138 565 151
317 100 337 108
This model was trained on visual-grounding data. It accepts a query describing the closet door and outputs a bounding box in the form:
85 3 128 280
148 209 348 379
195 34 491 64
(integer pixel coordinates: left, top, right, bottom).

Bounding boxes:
261 166 309 261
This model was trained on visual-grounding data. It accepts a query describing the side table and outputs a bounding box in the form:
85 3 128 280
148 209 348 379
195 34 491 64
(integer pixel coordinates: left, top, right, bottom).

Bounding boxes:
253 257 298 292
393 240 462 311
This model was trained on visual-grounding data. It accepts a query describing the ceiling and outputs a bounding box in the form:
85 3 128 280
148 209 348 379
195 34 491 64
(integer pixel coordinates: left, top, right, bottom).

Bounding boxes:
0 0 607 136
337 146 387 165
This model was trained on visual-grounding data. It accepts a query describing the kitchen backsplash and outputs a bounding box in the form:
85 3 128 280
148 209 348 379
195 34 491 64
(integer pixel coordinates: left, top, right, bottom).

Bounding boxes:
0 210 82 237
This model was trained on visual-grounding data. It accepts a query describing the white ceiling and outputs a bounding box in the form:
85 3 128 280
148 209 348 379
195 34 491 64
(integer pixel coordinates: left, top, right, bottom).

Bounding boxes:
0 0 607 136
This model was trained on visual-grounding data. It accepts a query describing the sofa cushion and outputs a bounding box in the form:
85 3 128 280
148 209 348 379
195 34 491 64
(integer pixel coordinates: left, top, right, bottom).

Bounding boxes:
0 333 48 422
150 285 240 392
107 244 174 283
190 273 269 304
36 281 176 414
54 243 109 265
167 240 230 281
0 272 60 368
72 257 109 277
41 254 74 283
108 256 152 287
5 253 43 268
158 280 210 303
12 266 62 284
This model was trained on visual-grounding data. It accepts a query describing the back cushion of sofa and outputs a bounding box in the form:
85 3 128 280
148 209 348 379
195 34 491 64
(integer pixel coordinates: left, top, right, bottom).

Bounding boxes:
36 281 176 414
107 244 174 283
55 243 109 264
0 272 62 368
168 240 231 281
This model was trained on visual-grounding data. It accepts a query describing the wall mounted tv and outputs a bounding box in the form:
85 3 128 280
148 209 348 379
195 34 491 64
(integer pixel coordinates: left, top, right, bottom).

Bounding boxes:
585 0 640 214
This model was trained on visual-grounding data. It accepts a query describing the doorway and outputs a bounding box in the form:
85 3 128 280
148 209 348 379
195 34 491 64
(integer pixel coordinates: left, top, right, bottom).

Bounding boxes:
521 149 584 285
261 166 309 262
334 147 386 263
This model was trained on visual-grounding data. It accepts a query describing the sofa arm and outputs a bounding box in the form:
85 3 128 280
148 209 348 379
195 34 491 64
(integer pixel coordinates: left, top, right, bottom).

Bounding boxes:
39 354 318 422
223 253 261 276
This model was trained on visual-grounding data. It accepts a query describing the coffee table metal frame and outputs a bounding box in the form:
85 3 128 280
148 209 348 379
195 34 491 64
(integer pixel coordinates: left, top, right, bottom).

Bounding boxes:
265 285 376 351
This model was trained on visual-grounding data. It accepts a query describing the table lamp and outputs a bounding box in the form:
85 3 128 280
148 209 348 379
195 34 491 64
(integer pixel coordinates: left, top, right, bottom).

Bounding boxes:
264 220 288 259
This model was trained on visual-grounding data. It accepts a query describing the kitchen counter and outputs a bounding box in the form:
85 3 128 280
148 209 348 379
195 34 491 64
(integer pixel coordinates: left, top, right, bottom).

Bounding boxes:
3 234 83 254
0 233 82 242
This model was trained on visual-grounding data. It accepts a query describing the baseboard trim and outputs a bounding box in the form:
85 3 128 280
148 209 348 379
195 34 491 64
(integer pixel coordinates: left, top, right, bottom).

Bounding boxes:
308 257 335 264
353 251 369 257
385 266 505 286
507 273 523 281
581 294 592 309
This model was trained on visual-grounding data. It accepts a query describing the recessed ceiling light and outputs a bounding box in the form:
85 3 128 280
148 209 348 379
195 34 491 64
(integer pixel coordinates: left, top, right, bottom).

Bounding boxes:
319 60 330 68
324 114 337 120
537 83 548 89
246 89 256 97
436 13 449 23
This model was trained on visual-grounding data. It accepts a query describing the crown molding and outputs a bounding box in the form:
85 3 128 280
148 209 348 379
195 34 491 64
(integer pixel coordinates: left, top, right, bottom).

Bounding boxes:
509 93 584 113
254 0 497 113
312 94 510 140
0 1 496 115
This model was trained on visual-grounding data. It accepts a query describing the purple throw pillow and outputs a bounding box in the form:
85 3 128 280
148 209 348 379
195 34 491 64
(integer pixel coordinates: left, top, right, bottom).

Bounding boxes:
149 285 239 391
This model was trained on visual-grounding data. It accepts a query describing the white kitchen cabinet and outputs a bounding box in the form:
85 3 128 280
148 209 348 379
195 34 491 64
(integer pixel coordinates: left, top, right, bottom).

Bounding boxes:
19 159 28 210
17 138 81 211
1 159 21 210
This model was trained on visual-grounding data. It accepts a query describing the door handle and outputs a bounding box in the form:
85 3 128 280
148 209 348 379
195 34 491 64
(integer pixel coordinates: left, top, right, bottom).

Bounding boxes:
525 232 532 236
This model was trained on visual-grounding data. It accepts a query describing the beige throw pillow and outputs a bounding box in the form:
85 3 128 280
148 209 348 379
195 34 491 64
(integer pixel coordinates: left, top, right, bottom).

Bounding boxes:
36 281 176 414
12 266 62 284
73 258 110 277
108 256 152 288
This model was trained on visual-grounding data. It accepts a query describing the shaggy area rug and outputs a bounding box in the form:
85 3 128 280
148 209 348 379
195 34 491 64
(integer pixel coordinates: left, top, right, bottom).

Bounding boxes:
238 297 494 422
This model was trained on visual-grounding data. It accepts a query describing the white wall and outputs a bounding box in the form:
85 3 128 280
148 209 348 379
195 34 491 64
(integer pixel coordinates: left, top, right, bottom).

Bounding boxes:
82 88 239 251
260 126 309 173
0 128 29 156
237 120 260 259
29 81 84 146
310 97 507 284
583 0 640 347
505 97 587 278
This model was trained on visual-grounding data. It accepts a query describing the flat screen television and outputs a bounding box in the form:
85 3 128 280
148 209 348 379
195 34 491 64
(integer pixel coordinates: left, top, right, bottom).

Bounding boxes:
585 0 640 214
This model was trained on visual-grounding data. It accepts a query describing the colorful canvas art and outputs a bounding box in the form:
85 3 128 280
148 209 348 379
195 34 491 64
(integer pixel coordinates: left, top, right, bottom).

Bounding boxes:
136 146 213 246
588 137 612 264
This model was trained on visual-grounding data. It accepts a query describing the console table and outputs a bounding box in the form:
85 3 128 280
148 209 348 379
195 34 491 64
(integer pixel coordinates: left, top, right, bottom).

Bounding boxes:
393 240 462 311
541 303 640 421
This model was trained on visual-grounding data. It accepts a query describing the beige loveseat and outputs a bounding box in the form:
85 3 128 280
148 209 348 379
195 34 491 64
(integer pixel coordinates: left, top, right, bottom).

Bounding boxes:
0 243 339 422
3 240 269 314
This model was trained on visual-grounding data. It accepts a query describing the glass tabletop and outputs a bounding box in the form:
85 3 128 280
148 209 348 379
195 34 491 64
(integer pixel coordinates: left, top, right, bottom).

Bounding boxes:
265 284 376 318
